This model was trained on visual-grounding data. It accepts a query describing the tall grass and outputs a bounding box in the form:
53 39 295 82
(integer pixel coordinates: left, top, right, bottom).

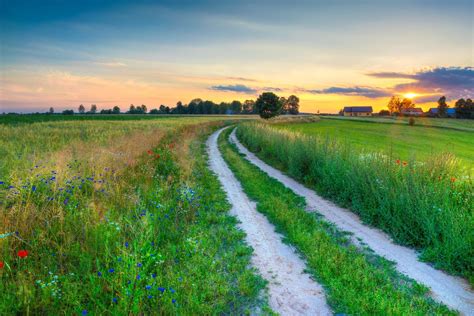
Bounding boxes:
0 119 268 314
237 122 474 283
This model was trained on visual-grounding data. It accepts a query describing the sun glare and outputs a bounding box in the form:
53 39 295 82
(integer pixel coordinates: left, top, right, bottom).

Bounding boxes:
404 93 418 99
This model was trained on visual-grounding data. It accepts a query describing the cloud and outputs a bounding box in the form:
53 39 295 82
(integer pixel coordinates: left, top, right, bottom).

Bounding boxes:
210 84 257 93
95 61 127 67
305 86 391 98
225 76 258 82
368 67 474 99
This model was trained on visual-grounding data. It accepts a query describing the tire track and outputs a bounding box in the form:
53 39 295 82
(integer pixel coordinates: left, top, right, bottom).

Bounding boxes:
207 127 331 316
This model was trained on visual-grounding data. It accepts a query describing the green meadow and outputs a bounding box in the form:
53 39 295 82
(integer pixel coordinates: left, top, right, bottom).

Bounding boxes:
274 117 474 169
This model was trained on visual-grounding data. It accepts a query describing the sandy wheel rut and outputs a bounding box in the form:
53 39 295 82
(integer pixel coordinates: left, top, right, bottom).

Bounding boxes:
207 127 331 316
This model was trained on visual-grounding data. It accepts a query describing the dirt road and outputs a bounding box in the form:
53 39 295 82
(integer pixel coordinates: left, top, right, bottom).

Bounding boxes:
207 127 331 316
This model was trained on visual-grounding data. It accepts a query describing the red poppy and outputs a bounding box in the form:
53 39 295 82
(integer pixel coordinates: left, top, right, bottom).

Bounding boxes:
17 250 28 258
147 150 153 155
451 177 456 183
169 143 175 149
395 159 400 164
155 154 160 159
0 261 4 269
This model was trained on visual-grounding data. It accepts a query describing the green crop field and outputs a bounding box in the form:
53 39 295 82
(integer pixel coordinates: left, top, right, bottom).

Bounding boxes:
274 117 474 169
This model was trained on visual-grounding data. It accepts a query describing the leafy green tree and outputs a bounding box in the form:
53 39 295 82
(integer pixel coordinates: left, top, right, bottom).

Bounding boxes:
128 104 136 114
243 100 255 114
78 104 85 114
89 104 97 114
149 108 159 114
255 92 283 119
48 107 54 114
455 98 473 119
62 109 74 115
112 106 120 114
437 96 448 117
140 104 147 114
286 95 300 114
230 101 242 114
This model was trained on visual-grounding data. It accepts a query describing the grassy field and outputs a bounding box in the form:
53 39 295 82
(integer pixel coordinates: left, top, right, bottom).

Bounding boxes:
237 122 474 284
219 127 452 314
0 115 270 314
274 117 474 169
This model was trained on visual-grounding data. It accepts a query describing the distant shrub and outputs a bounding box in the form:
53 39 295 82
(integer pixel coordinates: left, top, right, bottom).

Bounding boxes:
409 117 415 126
62 109 74 115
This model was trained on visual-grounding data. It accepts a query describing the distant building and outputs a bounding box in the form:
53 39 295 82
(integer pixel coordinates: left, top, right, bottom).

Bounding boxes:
428 108 457 117
401 108 424 116
343 106 373 117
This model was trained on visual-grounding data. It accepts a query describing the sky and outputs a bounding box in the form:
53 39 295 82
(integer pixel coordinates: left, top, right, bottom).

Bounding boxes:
0 0 473 113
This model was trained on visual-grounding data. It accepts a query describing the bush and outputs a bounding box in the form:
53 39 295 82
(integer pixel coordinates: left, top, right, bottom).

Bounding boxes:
236 122 474 281
409 117 415 126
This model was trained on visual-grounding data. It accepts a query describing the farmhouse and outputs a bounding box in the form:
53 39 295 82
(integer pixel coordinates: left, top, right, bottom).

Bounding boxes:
428 108 457 117
401 108 424 116
343 106 373 116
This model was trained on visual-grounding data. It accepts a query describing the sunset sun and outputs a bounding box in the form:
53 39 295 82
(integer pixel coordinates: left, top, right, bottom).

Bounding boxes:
404 93 418 99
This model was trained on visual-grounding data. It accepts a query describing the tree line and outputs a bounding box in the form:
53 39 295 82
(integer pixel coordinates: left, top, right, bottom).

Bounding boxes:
50 92 300 118
379 95 473 119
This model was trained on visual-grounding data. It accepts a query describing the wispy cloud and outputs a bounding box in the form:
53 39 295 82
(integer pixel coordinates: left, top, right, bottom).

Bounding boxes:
95 61 127 67
225 76 258 82
210 84 257 93
305 86 391 98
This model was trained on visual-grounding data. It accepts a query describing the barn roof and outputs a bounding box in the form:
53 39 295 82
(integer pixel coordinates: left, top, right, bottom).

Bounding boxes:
343 106 373 112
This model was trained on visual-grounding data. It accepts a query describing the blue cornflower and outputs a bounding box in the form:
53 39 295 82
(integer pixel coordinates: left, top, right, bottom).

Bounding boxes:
108 268 115 273
112 297 118 303
148 295 153 299
32 185 36 192
136 275 141 280
137 263 142 267
172 299 177 304
170 287 175 294
151 241 155 246
145 285 151 290
124 242 129 248
82 310 88 315
117 257 122 262
8 186 14 189
158 287 165 293
152 273 157 278
0 181 4 184
98 271 102 277
64 198 69 205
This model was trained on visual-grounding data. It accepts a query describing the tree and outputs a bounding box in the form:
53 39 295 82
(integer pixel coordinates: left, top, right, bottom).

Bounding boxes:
149 108 159 114
230 100 242 114
455 98 474 119
129 104 136 114
379 109 390 116
78 104 85 114
437 96 448 118
387 96 402 114
89 104 97 114
48 107 54 114
400 98 414 111
62 109 74 115
159 105 167 113
176 101 185 114
140 104 147 114
243 100 255 114
112 106 120 114
255 92 283 119
286 95 300 114
279 97 287 113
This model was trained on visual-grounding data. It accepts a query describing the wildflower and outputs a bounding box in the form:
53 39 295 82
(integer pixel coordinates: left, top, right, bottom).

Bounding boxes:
108 268 115 273
147 150 153 155
137 263 142 267
172 299 177 304
124 242 129 248
136 274 141 280
18 250 28 258
113 297 118 303
169 143 175 149
0 261 4 269
155 154 160 159
98 271 102 277
451 177 456 183
158 287 165 293
145 285 152 290
32 185 36 192
402 161 408 166
148 295 153 299
170 287 175 293
395 159 400 164
82 310 88 315
152 273 157 278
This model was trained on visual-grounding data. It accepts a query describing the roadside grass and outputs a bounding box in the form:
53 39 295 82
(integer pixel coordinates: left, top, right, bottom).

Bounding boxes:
274 118 474 168
0 120 269 314
237 122 474 285
219 127 454 315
